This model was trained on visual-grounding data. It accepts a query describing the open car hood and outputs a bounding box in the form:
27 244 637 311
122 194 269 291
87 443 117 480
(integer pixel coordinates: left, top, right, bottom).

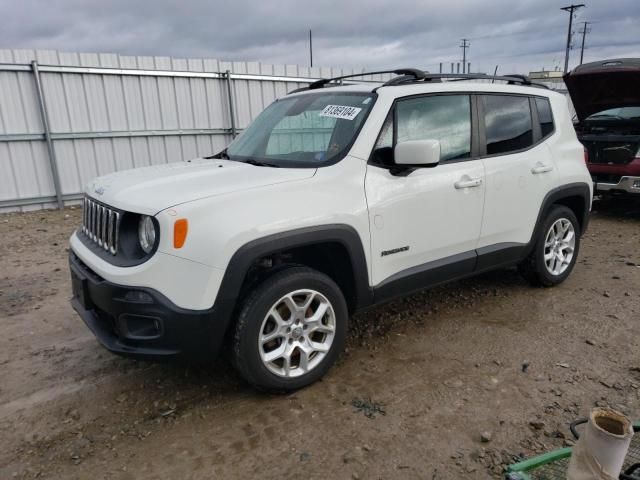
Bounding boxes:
564 58 640 122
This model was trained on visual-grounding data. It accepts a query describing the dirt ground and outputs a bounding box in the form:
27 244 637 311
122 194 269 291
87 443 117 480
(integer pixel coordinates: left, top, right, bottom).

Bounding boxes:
1 197 639 480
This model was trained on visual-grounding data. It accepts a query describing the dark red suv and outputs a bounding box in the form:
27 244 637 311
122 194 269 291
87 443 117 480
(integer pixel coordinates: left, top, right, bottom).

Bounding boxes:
565 58 640 194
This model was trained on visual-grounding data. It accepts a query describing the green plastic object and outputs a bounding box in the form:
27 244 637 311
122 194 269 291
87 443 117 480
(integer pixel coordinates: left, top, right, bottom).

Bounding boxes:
506 448 572 480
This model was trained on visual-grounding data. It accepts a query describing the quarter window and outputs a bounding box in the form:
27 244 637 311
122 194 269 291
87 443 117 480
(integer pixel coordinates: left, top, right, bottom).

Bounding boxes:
482 95 533 155
535 97 554 138
395 95 471 162
374 111 393 150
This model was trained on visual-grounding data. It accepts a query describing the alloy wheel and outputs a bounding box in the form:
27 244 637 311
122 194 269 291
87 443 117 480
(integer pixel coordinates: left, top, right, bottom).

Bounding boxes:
258 289 336 378
544 218 576 276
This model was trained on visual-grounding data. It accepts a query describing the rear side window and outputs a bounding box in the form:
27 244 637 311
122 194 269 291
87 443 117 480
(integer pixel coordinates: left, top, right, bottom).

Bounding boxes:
482 95 533 155
535 97 554 138
395 94 471 162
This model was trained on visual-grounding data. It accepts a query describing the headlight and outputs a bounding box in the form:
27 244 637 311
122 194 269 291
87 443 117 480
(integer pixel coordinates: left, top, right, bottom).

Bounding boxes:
138 215 157 254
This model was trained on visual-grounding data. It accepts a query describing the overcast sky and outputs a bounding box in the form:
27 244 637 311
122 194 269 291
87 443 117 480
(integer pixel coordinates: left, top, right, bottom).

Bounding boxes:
1 0 639 74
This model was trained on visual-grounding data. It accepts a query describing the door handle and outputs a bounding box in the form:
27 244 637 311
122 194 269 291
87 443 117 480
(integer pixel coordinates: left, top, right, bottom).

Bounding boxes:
454 177 482 189
531 163 553 174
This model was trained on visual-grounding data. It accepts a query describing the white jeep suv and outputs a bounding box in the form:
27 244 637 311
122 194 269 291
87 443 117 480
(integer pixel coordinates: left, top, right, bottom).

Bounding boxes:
69 69 592 391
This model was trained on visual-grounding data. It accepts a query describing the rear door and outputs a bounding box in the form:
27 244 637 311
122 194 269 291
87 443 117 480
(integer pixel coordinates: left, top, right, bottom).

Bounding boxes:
477 94 557 263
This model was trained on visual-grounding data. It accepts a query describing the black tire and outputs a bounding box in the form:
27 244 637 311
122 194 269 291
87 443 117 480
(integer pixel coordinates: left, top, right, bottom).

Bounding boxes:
231 266 348 392
518 205 581 287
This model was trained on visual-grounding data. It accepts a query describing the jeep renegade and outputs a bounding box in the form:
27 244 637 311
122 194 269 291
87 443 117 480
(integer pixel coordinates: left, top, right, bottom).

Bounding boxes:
69 69 593 391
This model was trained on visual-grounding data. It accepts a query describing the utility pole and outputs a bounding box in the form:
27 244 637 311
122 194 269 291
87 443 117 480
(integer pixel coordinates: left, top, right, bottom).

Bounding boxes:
561 4 585 73
579 21 591 64
460 39 470 74
309 29 313 67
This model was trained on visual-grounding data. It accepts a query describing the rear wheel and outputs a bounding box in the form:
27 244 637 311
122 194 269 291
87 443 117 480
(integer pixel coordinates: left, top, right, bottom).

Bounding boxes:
519 205 581 287
232 266 348 392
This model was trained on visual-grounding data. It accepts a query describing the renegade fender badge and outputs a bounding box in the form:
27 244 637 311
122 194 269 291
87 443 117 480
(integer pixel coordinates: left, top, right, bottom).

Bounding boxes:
381 246 410 257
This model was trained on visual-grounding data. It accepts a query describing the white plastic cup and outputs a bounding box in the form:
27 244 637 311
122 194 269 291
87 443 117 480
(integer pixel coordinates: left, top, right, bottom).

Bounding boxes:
567 407 634 480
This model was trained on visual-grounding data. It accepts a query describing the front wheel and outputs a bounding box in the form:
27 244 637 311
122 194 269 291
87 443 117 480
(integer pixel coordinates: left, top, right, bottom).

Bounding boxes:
519 205 581 287
231 266 348 392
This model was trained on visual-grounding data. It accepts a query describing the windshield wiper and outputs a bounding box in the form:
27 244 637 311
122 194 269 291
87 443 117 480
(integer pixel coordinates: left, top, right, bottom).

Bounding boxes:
239 158 281 168
209 150 280 167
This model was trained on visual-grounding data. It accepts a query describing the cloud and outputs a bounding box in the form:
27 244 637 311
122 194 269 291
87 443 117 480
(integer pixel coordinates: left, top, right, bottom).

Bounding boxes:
1 0 639 74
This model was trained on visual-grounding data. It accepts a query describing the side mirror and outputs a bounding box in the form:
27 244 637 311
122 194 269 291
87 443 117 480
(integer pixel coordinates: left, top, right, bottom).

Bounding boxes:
394 139 441 166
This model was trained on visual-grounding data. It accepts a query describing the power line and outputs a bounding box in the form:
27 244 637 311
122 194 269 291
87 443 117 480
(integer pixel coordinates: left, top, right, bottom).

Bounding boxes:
579 21 592 64
460 39 470 74
561 4 586 73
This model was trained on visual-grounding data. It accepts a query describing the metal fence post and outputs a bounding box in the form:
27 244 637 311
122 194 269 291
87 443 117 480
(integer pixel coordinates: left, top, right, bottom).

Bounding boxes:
225 70 237 138
31 60 63 209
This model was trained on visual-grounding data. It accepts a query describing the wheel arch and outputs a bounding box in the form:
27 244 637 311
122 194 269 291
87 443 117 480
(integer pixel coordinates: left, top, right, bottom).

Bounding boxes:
529 182 592 250
211 225 372 341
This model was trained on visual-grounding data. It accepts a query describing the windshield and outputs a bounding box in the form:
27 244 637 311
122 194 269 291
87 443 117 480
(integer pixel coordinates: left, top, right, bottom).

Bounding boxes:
586 106 640 121
225 92 375 167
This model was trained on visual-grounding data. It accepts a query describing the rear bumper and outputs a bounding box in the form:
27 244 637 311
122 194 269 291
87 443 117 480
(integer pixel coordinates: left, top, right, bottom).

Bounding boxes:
69 251 223 360
587 158 640 194
594 176 640 194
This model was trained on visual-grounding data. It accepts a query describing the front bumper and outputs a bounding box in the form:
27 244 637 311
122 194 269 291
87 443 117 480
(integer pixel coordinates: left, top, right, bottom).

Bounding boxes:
594 176 640 194
69 251 222 360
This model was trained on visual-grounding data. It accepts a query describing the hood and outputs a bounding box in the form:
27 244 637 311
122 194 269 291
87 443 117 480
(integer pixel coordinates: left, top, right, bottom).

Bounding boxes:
564 58 640 122
86 159 316 215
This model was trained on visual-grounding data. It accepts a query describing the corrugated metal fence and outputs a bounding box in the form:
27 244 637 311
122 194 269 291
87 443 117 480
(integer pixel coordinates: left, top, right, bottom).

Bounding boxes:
0 49 392 211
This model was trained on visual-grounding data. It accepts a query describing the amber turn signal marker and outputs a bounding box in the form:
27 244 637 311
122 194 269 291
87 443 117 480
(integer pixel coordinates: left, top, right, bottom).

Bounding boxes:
173 219 188 248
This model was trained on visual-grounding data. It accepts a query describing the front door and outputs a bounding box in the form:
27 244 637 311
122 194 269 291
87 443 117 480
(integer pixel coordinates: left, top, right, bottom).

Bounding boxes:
365 94 485 290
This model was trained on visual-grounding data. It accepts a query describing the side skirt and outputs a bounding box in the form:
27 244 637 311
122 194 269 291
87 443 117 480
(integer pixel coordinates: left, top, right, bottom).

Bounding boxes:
371 243 527 307
475 242 527 273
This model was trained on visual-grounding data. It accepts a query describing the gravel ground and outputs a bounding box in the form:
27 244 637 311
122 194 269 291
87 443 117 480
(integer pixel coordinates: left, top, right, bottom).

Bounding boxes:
1 196 639 479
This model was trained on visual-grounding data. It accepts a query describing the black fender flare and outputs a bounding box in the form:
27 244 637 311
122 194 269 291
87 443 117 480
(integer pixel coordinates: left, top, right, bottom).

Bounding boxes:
210 224 372 339
525 181 592 255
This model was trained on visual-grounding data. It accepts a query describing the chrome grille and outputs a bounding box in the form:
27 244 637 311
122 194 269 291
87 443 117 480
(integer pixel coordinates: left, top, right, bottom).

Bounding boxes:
81 197 120 255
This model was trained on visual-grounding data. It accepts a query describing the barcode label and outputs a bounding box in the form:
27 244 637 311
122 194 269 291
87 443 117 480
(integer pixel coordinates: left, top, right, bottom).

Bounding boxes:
319 105 362 120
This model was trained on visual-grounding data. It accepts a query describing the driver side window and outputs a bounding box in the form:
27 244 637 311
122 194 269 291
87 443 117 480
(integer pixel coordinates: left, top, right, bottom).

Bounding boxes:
397 95 471 162
371 94 472 166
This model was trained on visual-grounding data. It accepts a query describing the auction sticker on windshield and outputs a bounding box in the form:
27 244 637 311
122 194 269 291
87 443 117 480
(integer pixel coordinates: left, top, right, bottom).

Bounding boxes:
320 105 362 121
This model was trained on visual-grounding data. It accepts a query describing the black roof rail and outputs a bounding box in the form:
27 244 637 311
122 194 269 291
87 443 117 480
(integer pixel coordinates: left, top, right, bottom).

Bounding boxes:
288 68 426 94
288 70 548 95
381 72 549 89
